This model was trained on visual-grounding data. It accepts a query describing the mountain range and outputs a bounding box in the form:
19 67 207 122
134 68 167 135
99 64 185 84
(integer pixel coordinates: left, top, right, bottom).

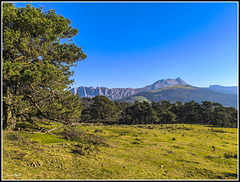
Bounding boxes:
71 77 237 108
71 77 188 100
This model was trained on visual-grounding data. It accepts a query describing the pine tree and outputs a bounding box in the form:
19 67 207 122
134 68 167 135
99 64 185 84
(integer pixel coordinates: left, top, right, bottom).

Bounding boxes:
3 3 86 130
88 96 118 124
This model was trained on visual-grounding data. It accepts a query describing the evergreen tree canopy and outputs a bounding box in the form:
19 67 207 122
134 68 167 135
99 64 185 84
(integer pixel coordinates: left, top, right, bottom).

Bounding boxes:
89 95 118 124
3 3 87 130
80 97 237 128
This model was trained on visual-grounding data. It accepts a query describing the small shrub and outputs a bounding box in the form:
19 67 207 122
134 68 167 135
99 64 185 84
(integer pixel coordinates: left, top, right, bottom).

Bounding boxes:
212 129 225 133
5 132 23 141
135 138 143 143
119 132 125 136
59 128 108 147
94 129 103 133
72 147 85 155
172 137 176 141
60 128 85 141
224 152 237 159
86 134 108 146
131 141 141 145
147 126 153 129
5 132 30 145
71 144 95 156
173 145 180 149
28 161 42 167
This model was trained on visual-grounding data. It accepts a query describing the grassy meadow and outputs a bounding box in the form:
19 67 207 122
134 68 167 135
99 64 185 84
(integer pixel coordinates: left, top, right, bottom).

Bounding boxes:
2 122 238 180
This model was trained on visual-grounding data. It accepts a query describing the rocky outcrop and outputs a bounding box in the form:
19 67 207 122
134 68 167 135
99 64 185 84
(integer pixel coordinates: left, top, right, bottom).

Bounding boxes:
71 77 189 100
72 86 140 100
142 77 188 91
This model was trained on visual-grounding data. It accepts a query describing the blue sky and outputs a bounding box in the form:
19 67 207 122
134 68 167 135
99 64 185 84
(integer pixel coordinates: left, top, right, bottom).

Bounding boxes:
14 2 238 88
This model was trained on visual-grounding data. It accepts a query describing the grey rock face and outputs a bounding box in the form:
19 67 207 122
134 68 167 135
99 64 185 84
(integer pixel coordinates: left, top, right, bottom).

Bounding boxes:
142 77 188 91
71 77 189 100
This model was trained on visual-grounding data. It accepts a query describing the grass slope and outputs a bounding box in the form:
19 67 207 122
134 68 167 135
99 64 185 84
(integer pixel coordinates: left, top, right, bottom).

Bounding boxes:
132 96 149 102
2 122 238 180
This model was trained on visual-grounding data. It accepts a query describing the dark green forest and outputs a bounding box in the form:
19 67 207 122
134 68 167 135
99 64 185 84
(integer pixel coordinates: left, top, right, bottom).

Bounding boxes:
81 96 238 128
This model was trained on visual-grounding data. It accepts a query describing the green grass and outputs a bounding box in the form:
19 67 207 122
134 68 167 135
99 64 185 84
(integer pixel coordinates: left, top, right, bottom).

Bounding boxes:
132 96 149 102
2 123 238 180
149 84 196 93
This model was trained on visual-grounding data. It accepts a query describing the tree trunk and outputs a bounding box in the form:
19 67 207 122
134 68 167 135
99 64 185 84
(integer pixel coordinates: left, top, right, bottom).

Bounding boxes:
3 102 16 130
3 87 17 130
3 101 8 129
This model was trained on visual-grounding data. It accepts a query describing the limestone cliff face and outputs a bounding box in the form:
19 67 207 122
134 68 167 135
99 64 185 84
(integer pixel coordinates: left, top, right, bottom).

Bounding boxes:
71 77 189 100
72 86 141 100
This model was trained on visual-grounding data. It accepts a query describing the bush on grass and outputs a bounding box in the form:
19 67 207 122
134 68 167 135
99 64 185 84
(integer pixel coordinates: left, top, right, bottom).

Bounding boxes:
59 127 109 147
224 152 237 159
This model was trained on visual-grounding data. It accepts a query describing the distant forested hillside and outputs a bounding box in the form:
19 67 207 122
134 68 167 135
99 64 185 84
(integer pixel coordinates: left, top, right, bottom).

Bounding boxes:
118 85 237 108
209 85 237 95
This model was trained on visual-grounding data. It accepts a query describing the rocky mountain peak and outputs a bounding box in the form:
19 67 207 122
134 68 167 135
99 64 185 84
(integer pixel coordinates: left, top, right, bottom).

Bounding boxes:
176 77 188 85
148 78 188 90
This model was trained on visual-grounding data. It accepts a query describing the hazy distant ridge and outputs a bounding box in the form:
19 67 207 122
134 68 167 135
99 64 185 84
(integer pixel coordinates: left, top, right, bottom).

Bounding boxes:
208 85 237 95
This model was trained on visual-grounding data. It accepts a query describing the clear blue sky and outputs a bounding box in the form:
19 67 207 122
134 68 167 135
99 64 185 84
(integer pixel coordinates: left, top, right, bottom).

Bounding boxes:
14 2 238 88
